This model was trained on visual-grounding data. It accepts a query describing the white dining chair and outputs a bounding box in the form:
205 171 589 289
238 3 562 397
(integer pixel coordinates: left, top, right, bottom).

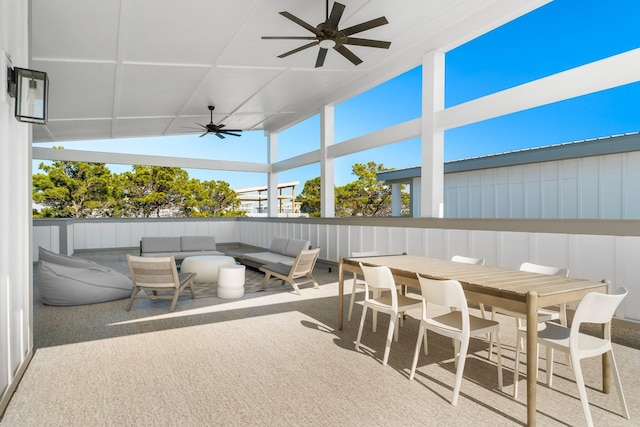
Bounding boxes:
491 262 569 397
515 287 629 427
451 255 486 318
409 275 503 406
347 251 379 322
355 263 422 366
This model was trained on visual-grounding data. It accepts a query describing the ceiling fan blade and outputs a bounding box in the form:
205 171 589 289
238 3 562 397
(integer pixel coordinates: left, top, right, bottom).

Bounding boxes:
199 131 208 138
341 16 388 36
220 131 242 137
327 2 346 28
262 36 318 40
315 48 329 68
220 129 242 132
216 133 225 139
345 37 391 49
277 41 319 58
279 11 324 37
334 45 362 66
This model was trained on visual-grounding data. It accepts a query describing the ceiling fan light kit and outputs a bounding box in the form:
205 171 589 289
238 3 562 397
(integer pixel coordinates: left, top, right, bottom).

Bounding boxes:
262 0 390 68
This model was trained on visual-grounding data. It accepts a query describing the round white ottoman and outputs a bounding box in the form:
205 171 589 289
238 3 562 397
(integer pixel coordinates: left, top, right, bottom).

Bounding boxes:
180 255 235 284
217 264 246 299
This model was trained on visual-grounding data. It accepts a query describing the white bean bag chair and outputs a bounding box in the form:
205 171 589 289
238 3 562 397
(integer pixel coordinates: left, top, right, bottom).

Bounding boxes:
37 247 133 306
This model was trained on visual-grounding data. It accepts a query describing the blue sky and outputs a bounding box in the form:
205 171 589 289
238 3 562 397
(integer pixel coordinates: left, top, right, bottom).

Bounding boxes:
33 0 640 190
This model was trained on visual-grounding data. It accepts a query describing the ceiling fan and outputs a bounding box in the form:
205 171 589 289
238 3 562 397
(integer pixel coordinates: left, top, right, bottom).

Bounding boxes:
192 106 242 139
262 0 391 68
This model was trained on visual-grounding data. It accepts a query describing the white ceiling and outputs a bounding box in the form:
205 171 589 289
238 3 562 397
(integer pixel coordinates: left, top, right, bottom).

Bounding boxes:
30 0 549 143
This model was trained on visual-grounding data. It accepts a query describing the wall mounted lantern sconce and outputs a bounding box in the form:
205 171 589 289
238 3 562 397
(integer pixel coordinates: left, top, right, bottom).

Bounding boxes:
7 66 48 124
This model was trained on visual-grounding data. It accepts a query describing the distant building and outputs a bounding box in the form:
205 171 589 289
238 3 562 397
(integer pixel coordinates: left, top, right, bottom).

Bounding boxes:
235 181 306 217
378 133 640 219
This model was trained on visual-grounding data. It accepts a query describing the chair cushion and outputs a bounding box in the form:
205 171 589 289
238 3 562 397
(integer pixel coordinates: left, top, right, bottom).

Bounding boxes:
260 262 292 276
37 260 132 306
269 237 289 254
283 239 310 257
141 237 181 253
180 236 216 251
38 246 99 269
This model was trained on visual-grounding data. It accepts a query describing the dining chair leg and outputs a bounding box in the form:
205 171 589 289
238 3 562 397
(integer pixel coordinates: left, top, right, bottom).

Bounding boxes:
495 331 504 391
409 324 426 380
347 273 358 321
571 353 595 427
355 306 368 351
451 338 469 406
546 346 555 387
382 315 396 366
609 349 630 419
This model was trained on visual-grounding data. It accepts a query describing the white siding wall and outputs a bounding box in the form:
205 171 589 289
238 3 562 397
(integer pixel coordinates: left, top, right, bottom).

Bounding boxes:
0 1 32 414
445 151 640 219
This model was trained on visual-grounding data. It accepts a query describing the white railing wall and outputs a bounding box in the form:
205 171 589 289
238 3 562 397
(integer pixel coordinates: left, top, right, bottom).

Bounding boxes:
34 217 640 322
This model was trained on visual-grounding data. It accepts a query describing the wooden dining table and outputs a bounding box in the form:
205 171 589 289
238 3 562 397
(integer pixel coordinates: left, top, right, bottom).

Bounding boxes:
337 254 610 426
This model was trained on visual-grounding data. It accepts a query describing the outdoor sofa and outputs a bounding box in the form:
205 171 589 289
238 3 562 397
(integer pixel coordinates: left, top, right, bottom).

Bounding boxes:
139 236 224 262
238 237 311 269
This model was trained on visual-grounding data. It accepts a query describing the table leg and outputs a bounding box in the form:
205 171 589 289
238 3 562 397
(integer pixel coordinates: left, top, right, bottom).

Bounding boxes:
338 258 344 330
526 291 539 426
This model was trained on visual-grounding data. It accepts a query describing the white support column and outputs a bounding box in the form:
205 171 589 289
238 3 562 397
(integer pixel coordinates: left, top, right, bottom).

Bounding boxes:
267 132 278 217
420 50 445 218
411 177 421 218
320 105 335 217
391 183 401 216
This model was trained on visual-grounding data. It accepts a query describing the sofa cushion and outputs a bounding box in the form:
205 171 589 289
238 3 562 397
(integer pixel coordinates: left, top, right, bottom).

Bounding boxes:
180 236 216 251
141 237 181 254
37 260 132 306
38 246 99 268
283 239 310 257
241 252 296 267
269 237 289 254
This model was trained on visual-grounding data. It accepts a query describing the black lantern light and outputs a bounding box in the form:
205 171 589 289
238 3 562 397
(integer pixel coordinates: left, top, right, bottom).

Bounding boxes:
7 67 48 124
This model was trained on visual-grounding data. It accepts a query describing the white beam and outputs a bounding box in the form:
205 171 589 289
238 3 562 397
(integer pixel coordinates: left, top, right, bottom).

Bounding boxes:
327 119 421 159
437 48 640 131
32 147 269 173
271 150 321 173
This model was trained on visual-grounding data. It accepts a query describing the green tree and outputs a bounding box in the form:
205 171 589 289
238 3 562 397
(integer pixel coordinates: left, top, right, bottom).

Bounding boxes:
33 160 115 218
121 165 189 217
182 179 245 217
338 162 393 216
296 176 322 217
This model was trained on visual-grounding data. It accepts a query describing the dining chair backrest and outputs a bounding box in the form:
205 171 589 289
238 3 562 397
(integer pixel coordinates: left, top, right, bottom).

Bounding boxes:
451 255 485 266
418 276 469 319
571 287 627 343
520 262 569 277
360 263 398 306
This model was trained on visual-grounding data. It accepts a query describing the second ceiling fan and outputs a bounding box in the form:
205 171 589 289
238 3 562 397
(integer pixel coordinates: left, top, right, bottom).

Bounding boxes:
262 0 391 68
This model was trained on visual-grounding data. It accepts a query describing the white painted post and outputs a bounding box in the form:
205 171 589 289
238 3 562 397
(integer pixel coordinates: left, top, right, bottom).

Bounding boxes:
421 50 445 218
391 183 401 216
267 131 278 217
321 105 335 217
